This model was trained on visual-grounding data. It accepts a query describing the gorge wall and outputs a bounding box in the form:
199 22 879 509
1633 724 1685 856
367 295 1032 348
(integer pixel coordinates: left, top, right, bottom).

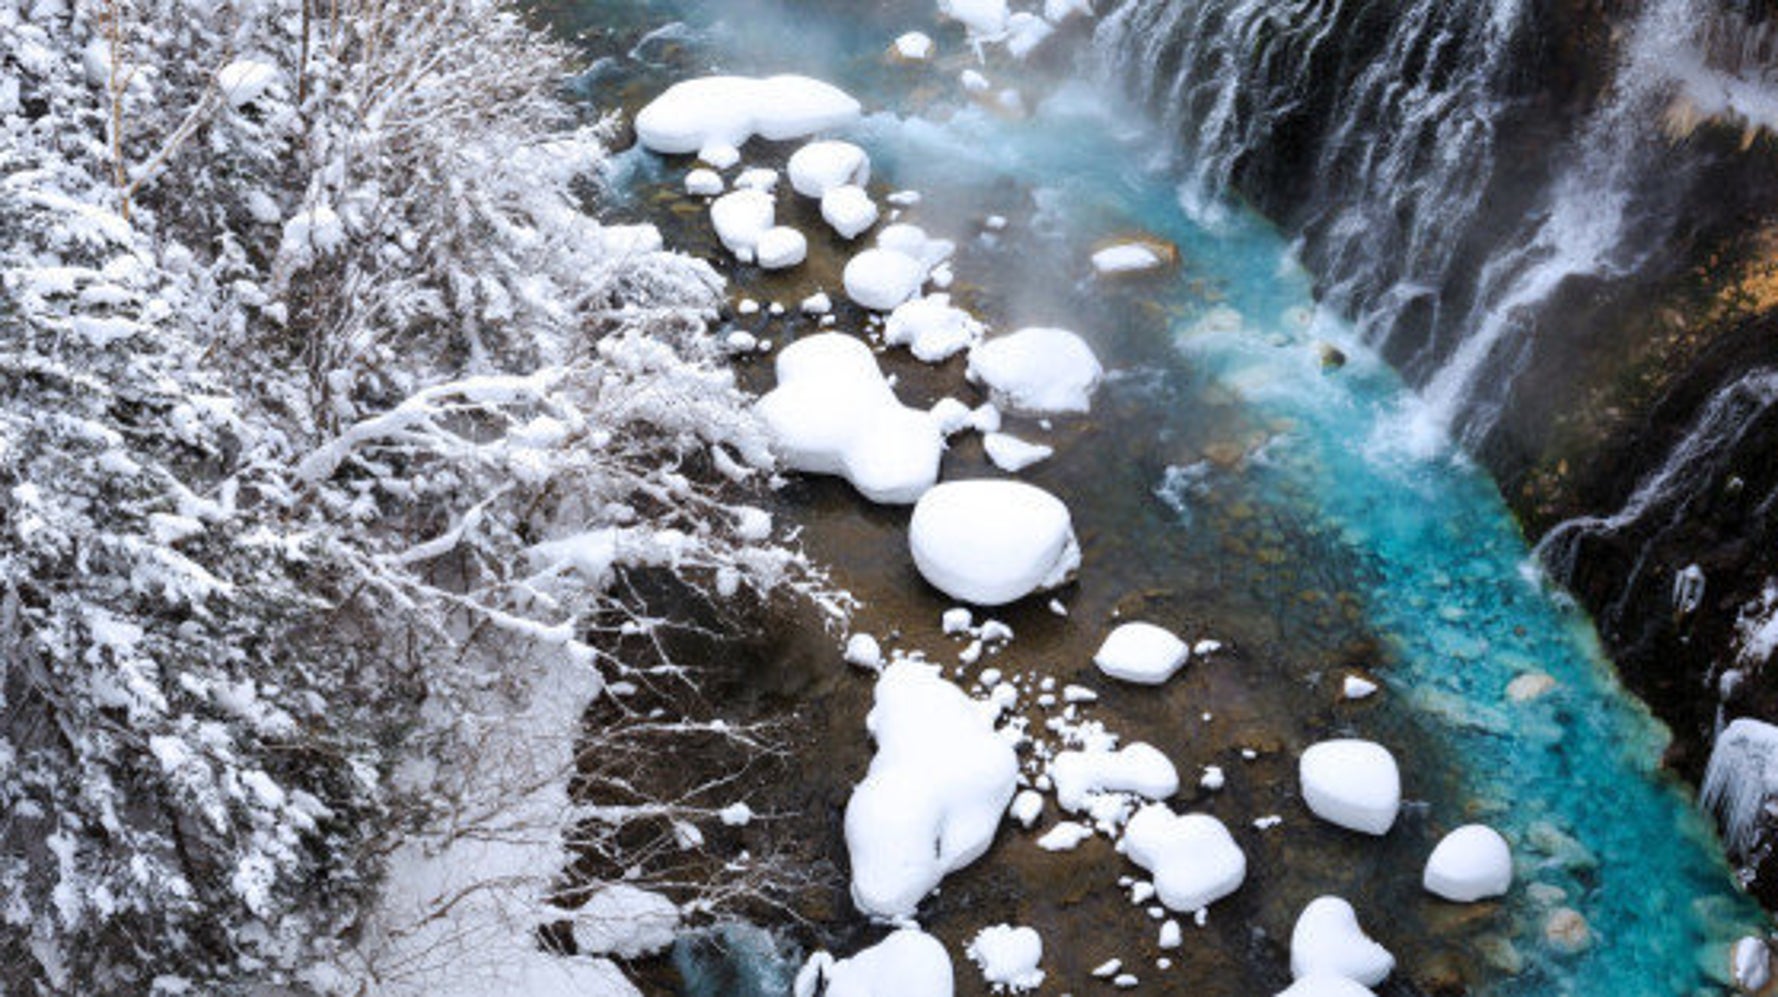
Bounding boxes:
1095 0 1778 900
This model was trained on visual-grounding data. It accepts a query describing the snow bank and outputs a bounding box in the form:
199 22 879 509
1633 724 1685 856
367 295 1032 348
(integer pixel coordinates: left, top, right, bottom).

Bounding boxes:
1290 896 1394 986
845 661 1019 918
966 925 1044 993
909 480 1080 605
885 294 984 363
1422 825 1512 902
755 334 942 504
635 75 862 155
1300 739 1400 836
789 141 871 198
1093 623 1189 684
1051 743 1179 812
1120 805 1246 912
798 928 955 997
967 328 1103 414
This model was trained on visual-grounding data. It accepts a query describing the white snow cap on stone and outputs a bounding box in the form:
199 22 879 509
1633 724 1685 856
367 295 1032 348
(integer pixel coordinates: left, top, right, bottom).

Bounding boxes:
879 223 956 271
1290 896 1394 986
894 31 937 61
968 327 1104 414
218 60 278 107
845 249 929 312
885 294 985 363
790 140 872 198
1051 743 1179 812
1094 622 1189 684
845 633 886 671
1299 740 1400 836
710 188 776 261
755 334 942 504
966 924 1044 993
756 226 809 270
797 928 955 997
1422 824 1512 902
1120 805 1246 912
572 884 680 959
939 0 1010 37
685 168 725 196
1044 0 1094 23
984 432 1053 473
909 480 1080 605
1005 12 1056 58
844 661 1019 918
823 185 881 240
1092 243 1165 275
1276 976 1377 997
636 75 862 155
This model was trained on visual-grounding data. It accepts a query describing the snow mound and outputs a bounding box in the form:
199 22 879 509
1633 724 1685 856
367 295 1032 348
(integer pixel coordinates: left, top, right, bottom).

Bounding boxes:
756 334 942 504
1290 896 1394 986
636 75 862 155
790 141 872 198
710 189 776 262
845 249 928 312
966 924 1044 993
968 327 1103 414
823 185 881 240
1300 739 1400 836
885 294 985 363
1051 743 1179 812
1422 824 1512 902
983 432 1053 473
798 928 955 997
1277 976 1377 997
1093 622 1189 684
1121 805 1246 912
844 661 1019 918
757 226 809 270
909 480 1080 605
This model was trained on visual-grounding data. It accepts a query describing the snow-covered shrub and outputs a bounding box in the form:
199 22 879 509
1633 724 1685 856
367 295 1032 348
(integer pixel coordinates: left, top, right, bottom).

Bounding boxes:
1 0 836 991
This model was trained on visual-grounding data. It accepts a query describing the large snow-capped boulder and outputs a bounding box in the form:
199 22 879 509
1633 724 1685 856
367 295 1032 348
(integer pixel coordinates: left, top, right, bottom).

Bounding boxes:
844 661 1019 919
755 334 943 504
1290 896 1394 986
1299 739 1400 836
636 75 862 155
909 480 1080 605
967 327 1103 414
1422 824 1513 902
1093 622 1189 684
1120 805 1246 912
797 928 954 997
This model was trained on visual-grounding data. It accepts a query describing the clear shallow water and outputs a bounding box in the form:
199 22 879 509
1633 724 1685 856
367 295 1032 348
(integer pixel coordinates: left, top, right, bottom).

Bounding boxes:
557 1 1769 993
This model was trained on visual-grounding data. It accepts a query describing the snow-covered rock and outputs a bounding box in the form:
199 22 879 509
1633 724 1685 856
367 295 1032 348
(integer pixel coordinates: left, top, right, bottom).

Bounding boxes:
1036 821 1094 851
892 31 937 62
756 226 809 270
735 167 779 192
755 334 942 503
572 884 680 959
1051 743 1178 812
845 249 928 311
823 185 880 240
1005 13 1055 58
1300 739 1400 836
710 189 776 261
1091 243 1168 276
885 294 984 362
798 928 955 997
1120 805 1246 912
1290 897 1394 986
983 432 1053 473
1093 622 1189 684
636 75 862 155
966 925 1044 993
909 480 1080 605
845 661 1019 918
685 168 725 196
1733 936 1772 994
939 0 1010 37
1422 825 1513 902
1342 675 1379 700
699 141 741 169
1044 0 1094 23
878 223 955 271
1276 976 1378 997
789 141 872 198
845 633 886 671
968 327 1103 414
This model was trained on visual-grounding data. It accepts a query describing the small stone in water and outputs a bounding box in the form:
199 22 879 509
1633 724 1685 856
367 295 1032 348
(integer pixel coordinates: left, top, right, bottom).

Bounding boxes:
1091 959 1122 978
1507 671 1558 702
1542 907 1592 955
1342 675 1379 700
1113 974 1138 989
1201 765 1226 791
1254 815 1282 830
1158 920 1182 949
1048 599 1068 616
1733 936 1771 993
738 298 760 315
843 633 884 670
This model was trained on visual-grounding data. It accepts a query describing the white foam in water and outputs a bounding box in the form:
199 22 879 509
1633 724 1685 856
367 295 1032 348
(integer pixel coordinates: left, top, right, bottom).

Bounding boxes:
1289 896 1394 986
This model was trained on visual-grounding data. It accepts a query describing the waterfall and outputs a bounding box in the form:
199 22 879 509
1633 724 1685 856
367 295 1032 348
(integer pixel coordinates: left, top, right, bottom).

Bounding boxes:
1092 0 1758 454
